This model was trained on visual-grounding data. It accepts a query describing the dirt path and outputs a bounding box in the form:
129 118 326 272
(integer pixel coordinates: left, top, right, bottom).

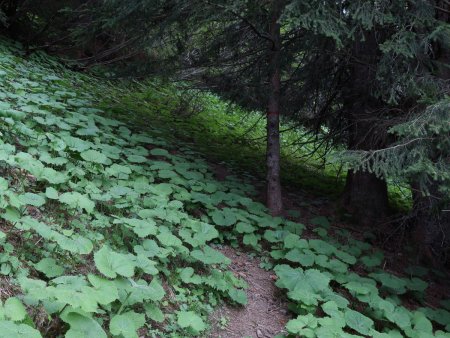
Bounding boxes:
208 246 290 338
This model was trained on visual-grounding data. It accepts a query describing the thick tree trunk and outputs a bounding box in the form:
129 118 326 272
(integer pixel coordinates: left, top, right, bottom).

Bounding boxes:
266 0 283 215
342 31 389 226
411 181 450 265
410 0 450 263
342 115 389 226
343 170 388 226
2 0 21 35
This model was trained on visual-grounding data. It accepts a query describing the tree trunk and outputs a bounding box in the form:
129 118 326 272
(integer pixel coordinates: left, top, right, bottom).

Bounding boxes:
343 170 388 226
410 0 450 263
266 0 283 215
342 115 389 226
342 31 389 226
411 181 450 265
1 0 31 40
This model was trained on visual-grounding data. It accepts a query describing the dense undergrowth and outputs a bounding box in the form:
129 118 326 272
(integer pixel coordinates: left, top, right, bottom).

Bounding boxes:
0 38 448 337
103 82 345 197
103 81 412 212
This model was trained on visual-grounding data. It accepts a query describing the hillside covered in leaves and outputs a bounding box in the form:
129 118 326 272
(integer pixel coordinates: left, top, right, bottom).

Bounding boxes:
0 39 449 338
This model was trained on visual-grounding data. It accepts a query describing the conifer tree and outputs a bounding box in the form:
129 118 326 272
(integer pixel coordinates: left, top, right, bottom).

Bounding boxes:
13 0 450 258
337 0 450 260
62 0 346 215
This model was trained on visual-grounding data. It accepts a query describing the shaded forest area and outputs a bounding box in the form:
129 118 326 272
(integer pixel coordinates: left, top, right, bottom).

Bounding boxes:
0 0 450 337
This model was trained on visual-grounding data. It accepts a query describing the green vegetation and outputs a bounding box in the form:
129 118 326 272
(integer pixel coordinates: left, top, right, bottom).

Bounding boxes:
105 83 345 198
0 39 448 337
106 82 412 211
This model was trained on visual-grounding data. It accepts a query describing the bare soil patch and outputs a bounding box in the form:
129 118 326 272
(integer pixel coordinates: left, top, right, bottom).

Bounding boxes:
208 246 290 338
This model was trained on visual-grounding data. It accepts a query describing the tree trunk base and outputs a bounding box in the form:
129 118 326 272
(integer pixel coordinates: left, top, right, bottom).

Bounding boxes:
342 170 389 227
411 182 450 266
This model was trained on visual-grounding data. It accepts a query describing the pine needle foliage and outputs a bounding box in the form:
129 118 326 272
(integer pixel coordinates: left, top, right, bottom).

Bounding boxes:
345 99 450 197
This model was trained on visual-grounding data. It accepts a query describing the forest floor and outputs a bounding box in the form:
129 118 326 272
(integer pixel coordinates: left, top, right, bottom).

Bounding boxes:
206 163 291 337
0 38 449 338
206 160 450 338
209 246 289 338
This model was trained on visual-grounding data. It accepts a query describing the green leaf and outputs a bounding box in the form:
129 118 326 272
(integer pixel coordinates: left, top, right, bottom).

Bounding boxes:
407 277 428 292
177 311 206 332
41 168 68 184
321 258 348 273
179 267 202 284
361 254 383 268
322 301 343 320
4 297 27 321
191 246 231 265
258 215 283 228
390 306 411 329
56 235 93 255
80 150 108 164
149 183 173 196
264 230 286 243
310 216 330 228
274 265 330 305
127 155 147 163
18 193 45 207
344 282 372 295
284 233 301 249
130 279 165 302
35 258 64 278
150 148 170 157
134 255 158 275
187 221 219 245
59 192 95 213
110 311 145 338
45 187 59 199
286 314 318 334
284 249 315 267
315 325 345 338
344 309 374 336
106 164 132 177
440 299 450 311
94 246 136 278
144 303 164 322
334 250 357 265
0 177 8 191
228 288 247 305
88 274 119 305
63 312 107 338
412 311 433 333
210 209 237 226
0 321 42 338
235 222 255 234
124 218 157 238
243 233 259 247
309 239 336 255
369 272 407 294
109 185 133 197
156 230 183 247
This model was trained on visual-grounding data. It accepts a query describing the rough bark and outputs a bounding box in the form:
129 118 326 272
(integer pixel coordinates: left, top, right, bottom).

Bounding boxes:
411 181 450 265
265 0 283 215
1 0 25 38
343 170 389 226
342 113 389 226
342 32 389 226
410 0 450 263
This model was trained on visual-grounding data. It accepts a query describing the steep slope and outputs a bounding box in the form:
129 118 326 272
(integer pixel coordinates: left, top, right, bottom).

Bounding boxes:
0 39 448 338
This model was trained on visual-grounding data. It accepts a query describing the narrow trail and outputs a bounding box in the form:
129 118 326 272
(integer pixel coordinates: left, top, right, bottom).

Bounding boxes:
208 246 290 338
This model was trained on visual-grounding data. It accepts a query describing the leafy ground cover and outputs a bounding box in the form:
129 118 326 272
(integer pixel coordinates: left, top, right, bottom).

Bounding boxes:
0 38 448 337
104 81 412 211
